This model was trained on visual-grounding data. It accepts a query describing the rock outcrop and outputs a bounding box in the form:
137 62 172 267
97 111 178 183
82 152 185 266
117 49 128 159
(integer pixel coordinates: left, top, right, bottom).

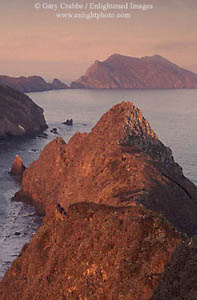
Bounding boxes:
50 78 68 90
0 202 183 300
1 101 197 298
62 119 73 126
71 54 197 89
14 102 197 235
0 75 68 93
0 85 47 138
10 155 26 176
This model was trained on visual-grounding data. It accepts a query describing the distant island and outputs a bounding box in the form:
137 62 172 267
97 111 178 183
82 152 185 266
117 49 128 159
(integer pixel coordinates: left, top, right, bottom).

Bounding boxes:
0 75 68 93
71 54 197 89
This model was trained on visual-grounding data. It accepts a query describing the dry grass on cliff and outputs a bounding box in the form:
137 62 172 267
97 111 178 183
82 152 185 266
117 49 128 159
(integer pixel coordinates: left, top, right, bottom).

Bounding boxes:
0 202 182 300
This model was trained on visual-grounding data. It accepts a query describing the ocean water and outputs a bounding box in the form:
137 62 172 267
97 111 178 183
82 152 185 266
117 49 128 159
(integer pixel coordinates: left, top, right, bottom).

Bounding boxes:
0 88 197 279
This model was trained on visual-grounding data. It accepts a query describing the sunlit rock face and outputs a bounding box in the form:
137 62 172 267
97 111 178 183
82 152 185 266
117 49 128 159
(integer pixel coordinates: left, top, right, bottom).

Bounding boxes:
1 101 197 299
0 202 183 300
14 101 197 236
71 54 197 89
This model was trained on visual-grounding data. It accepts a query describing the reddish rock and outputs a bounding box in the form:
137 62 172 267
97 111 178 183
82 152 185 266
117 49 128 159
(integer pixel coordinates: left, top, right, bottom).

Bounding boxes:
0 202 183 300
1 102 197 299
10 155 26 176
13 102 197 236
71 54 197 89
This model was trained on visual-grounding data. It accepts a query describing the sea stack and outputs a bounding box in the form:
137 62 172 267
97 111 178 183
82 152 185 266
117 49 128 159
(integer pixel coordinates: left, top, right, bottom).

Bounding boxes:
10 155 25 176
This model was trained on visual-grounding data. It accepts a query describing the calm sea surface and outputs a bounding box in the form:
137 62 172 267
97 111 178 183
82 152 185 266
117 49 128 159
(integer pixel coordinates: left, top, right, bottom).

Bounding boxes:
0 88 197 279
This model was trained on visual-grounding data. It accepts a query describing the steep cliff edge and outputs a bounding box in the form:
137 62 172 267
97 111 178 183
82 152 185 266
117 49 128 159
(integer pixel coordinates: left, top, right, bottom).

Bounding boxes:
0 202 183 300
71 54 197 89
0 85 47 138
14 102 197 235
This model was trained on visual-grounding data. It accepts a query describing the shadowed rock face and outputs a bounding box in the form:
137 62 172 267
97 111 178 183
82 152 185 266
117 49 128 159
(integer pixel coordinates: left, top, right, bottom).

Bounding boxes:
0 75 68 93
71 54 197 89
0 202 183 300
151 238 197 300
0 85 47 137
14 102 197 236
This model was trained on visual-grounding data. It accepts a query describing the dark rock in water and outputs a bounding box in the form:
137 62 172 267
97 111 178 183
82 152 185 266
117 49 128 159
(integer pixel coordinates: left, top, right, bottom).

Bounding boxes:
0 85 47 138
62 119 73 126
50 128 58 134
10 155 25 176
14 232 21 236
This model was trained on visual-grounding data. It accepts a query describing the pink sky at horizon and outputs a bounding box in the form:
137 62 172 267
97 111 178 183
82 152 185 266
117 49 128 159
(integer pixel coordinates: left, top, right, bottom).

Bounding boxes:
1 0 197 83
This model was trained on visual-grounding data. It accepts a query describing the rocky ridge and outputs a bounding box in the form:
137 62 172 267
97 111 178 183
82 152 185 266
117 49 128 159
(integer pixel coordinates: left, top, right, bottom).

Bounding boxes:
0 85 47 138
0 202 183 300
14 102 197 235
71 54 197 89
0 75 68 93
1 102 197 299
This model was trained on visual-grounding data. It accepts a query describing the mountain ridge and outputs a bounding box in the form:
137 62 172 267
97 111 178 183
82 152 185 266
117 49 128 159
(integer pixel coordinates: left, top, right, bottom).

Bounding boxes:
71 54 197 89
0 75 68 93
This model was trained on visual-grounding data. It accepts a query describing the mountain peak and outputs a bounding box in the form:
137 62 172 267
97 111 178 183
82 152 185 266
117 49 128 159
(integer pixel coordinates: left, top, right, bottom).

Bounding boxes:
71 53 197 89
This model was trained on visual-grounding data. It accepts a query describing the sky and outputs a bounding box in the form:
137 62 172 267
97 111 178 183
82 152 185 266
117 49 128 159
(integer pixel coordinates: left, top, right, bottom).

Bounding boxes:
0 0 197 82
